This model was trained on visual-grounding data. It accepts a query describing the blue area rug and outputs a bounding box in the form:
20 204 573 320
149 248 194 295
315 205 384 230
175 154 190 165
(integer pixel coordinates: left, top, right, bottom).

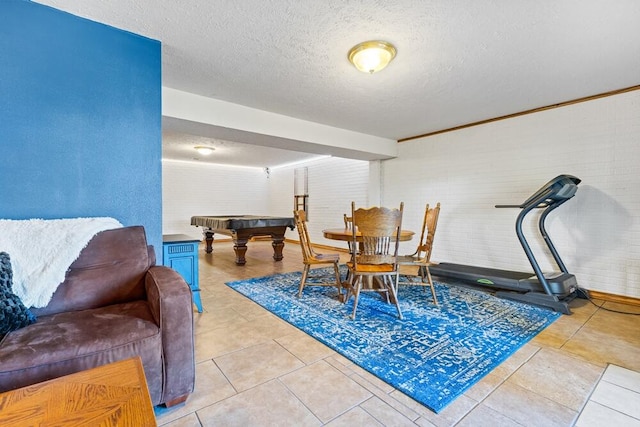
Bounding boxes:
226 267 559 413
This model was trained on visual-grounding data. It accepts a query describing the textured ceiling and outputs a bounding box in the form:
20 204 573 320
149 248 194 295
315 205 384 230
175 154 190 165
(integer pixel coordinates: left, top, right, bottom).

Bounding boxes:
34 0 640 166
162 130 326 168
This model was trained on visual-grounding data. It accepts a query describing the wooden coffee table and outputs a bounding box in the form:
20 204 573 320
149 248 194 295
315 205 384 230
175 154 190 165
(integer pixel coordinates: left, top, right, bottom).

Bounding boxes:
0 357 156 426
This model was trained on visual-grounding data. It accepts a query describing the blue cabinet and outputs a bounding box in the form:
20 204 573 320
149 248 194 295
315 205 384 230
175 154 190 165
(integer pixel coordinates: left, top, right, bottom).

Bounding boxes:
162 234 203 313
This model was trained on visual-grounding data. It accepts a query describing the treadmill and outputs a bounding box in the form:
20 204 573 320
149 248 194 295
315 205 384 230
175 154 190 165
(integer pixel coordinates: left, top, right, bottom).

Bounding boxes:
430 174 584 314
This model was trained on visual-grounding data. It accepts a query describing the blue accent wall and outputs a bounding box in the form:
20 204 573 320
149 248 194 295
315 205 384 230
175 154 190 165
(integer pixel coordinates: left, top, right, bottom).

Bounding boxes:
0 1 163 253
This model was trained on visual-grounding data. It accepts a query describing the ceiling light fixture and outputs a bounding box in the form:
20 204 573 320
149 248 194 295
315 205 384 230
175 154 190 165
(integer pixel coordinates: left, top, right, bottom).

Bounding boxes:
194 146 214 155
348 40 397 74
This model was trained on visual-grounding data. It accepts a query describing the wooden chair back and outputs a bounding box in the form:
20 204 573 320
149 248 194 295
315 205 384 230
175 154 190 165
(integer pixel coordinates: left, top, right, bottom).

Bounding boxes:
415 202 441 263
293 209 314 261
343 214 353 230
293 209 343 298
343 214 356 254
351 202 404 268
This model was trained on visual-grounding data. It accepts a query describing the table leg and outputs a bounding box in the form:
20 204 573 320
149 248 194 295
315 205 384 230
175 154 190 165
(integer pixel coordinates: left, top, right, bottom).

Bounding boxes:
203 230 214 254
192 288 203 313
271 237 285 261
233 238 249 265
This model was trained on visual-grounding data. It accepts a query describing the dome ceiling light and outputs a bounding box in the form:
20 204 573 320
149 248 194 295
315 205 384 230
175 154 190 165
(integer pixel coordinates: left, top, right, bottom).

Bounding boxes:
348 40 397 74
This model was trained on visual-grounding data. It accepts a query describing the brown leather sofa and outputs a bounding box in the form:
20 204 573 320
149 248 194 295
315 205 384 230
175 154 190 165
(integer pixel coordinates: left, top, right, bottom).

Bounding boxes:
0 226 195 407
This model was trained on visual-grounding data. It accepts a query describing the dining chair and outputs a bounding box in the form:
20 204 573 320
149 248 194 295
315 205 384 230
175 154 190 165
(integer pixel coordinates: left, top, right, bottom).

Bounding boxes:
397 202 441 305
344 202 404 320
343 213 357 256
293 210 343 299
343 214 353 229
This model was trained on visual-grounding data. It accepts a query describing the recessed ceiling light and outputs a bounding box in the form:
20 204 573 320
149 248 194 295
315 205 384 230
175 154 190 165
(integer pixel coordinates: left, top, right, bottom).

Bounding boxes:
194 146 215 155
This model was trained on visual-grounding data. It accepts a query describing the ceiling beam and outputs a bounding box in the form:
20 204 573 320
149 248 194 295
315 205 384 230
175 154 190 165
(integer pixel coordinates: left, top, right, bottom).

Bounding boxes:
162 88 398 161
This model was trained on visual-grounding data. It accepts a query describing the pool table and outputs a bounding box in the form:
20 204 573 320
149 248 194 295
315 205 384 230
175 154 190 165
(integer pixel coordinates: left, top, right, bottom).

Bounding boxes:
191 215 295 265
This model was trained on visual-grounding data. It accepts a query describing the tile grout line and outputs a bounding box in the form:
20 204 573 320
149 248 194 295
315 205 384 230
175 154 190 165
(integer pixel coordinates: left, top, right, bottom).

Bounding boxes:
274 377 326 425
572 363 608 423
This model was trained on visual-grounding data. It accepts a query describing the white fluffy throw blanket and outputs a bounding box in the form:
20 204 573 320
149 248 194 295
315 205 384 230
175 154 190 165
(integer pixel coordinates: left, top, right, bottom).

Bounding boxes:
0 217 123 308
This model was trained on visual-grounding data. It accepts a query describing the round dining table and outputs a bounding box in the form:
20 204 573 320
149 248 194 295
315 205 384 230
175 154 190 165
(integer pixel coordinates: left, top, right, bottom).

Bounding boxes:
322 228 415 242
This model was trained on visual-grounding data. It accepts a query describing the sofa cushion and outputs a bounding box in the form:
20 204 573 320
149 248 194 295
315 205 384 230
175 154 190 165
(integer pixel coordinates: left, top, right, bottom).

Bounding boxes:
0 252 36 335
0 300 163 404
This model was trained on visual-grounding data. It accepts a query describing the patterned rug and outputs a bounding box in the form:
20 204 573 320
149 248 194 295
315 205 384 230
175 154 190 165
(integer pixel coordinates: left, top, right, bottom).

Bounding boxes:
226 267 560 413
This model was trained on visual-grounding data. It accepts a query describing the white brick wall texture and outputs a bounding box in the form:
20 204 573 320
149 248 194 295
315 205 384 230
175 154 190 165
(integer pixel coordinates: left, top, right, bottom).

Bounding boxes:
268 157 370 248
383 90 640 298
162 160 269 239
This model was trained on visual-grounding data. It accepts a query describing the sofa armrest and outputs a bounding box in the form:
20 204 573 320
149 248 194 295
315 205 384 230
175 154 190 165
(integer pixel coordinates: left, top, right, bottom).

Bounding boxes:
145 265 195 405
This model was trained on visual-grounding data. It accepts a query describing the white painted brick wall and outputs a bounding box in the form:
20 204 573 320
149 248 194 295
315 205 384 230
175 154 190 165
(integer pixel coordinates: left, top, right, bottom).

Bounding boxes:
268 157 370 247
383 90 640 298
162 157 370 246
162 160 269 239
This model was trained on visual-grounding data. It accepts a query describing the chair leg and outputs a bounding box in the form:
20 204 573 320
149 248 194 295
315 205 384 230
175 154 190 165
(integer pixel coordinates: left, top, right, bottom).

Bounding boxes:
391 273 400 296
298 264 310 297
426 267 438 305
351 276 363 320
389 273 403 320
333 262 343 300
381 275 393 303
343 269 355 304
382 276 391 304
419 266 429 292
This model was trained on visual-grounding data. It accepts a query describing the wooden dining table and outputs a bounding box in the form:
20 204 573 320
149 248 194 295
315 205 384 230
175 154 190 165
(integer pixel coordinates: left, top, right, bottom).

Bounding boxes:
322 228 415 243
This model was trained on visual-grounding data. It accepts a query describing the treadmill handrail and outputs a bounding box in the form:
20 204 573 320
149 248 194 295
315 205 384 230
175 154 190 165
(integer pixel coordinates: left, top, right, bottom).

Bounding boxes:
511 175 579 295
495 204 548 209
495 189 556 209
538 197 571 273
514 192 555 295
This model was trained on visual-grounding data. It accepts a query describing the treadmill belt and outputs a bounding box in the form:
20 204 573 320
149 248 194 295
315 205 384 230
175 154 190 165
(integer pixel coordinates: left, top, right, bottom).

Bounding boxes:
430 262 538 292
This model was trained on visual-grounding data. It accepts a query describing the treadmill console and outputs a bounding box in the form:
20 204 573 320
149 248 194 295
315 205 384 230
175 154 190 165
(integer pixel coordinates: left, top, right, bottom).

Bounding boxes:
520 174 581 207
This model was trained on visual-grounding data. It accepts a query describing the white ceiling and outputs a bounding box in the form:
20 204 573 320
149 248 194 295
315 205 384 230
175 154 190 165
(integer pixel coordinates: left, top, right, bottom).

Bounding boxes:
162 129 326 169
35 0 640 167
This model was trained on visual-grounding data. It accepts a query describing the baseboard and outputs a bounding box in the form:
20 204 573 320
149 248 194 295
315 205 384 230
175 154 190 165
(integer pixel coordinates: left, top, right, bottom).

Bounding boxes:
201 238 232 243
587 290 640 307
205 237 345 249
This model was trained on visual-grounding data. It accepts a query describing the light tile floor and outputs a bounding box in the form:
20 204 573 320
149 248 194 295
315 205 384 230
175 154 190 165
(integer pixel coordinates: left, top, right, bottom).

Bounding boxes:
574 365 640 426
156 241 640 427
